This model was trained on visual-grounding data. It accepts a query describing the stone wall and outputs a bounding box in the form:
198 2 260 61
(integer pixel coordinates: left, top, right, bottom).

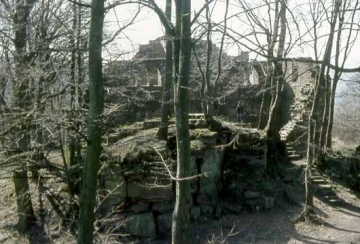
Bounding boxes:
99 124 270 237
103 83 263 127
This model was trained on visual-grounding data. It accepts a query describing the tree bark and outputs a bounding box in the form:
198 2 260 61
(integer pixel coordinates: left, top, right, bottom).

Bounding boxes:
264 0 287 139
204 0 213 122
299 1 341 219
12 0 37 232
157 0 173 140
325 77 339 149
312 0 340 159
13 169 36 233
77 0 105 243
172 0 192 243
256 62 271 130
320 75 331 148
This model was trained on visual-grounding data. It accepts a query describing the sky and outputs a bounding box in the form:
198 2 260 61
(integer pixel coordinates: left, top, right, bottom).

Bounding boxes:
104 0 360 65
103 0 360 96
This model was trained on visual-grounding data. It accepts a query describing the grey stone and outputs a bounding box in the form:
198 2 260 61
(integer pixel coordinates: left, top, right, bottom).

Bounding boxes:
152 202 174 213
246 199 262 212
215 205 222 219
156 214 172 234
200 205 214 215
264 196 275 209
190 206 201 220
194 120 207 129
126 212 156 237
221 202 242 214
199 149 223 204
104 173 127 205
191 129 218 145
0 233 7 242
130 202 149 213
247 158 266 176
127 181 173 201
244 190 261 199
190 156 199 194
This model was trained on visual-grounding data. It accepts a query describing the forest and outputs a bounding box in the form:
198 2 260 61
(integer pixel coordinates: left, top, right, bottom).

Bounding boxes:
1 0 360 243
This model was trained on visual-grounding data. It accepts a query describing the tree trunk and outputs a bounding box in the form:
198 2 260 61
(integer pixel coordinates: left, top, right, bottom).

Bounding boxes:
157 0 173 140
13 169 36 233
296 71 319 221
77 0 84 107
77 0 105 243
264 66 284 139
172 0 192 243
299 0 341 214
264 0 287 139
325 77 338 149
12 0 37 231
256 62 271 129
312 0 340 158
320 75 331 148
204 0 213 122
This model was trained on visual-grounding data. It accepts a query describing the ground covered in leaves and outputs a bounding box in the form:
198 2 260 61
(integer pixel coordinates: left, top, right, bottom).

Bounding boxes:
1 157 360 244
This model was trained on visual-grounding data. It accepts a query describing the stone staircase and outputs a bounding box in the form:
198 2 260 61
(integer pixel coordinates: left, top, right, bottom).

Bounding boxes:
285 142 301 161
311 168 344 205
280 81 315 160
292 162 344 206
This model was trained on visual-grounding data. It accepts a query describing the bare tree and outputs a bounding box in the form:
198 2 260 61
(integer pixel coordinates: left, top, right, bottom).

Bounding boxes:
156 0 172 140
297 0 342 221
192 0 230 123
77 0 105 243
11 0 38 232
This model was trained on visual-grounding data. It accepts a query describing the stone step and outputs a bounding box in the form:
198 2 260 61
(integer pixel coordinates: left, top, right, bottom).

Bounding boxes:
317 184 332 190
311 171 320 176
310 173 322 178
188 113 205 119
288 154 301 160
324 196 344 205
327 198 341 204
287 150 297 155
323 195 338 200
312 178 326 184
319 188 336 197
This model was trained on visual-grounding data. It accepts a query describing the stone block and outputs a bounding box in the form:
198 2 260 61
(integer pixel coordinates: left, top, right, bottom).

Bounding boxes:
126 212 156 237
127 181 173 202
156 214 172 234
221 202 242 215
129 202 149 213
190 206 201 220
152 202 174 213
191 129 218 145
199 149 223 204
200 205 214 215
104 174 127 205
264 196 275 209
244 190 261 199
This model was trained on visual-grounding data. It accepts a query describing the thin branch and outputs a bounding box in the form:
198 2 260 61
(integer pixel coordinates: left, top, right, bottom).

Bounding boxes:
153 146 206 181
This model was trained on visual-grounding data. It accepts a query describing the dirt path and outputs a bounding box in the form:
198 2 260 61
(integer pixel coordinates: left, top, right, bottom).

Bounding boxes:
190 156 360 244
190 194 360 244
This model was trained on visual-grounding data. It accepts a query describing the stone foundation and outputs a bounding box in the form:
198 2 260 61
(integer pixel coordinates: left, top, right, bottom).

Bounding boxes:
99 122 272 238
